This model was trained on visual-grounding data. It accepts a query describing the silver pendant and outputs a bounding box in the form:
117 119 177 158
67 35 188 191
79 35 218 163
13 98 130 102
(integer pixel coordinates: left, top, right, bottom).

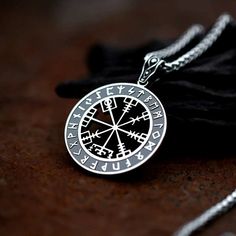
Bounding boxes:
64 83 167 175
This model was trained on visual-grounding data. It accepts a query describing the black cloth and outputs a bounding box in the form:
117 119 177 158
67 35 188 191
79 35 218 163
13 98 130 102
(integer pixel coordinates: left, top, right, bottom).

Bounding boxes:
56 21 236 153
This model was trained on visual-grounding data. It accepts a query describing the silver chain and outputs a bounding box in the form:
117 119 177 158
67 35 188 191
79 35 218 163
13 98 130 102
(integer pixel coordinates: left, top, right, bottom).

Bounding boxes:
138 13 233 86
172 14 236 236
144 24 204 60
164 14 232 72
174 189 236 236
141 13 236 236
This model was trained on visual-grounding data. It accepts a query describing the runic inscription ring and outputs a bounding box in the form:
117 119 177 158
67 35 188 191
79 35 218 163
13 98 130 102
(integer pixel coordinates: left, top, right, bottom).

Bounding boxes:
65 83 167 175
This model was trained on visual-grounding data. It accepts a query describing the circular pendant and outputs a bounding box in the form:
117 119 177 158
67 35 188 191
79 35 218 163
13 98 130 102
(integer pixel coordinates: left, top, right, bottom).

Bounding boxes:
64 83 167 175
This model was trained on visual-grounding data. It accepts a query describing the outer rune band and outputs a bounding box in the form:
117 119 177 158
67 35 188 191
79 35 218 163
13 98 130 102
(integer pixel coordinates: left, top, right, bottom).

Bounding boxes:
65 83 166 174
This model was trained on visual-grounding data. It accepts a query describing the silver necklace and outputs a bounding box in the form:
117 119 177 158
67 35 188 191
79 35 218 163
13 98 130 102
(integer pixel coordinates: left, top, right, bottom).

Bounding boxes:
64 13 232 175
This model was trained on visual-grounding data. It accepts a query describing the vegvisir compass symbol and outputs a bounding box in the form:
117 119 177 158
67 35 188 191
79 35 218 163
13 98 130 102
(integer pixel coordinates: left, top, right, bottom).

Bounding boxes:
80 96 150 160
65 83 167 175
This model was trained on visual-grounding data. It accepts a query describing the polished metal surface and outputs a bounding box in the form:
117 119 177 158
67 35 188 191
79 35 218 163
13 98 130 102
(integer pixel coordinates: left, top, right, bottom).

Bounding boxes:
65 83 167 175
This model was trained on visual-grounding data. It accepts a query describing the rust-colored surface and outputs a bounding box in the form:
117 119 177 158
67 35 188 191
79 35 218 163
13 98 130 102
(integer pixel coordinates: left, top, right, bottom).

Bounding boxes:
1 1 236 236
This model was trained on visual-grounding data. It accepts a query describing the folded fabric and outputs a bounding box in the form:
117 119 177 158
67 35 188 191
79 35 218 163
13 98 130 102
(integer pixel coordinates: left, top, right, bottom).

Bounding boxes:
56 21 236 153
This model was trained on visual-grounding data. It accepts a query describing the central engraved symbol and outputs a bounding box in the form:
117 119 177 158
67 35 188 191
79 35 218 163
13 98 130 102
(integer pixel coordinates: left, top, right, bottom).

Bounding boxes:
80 96 151 160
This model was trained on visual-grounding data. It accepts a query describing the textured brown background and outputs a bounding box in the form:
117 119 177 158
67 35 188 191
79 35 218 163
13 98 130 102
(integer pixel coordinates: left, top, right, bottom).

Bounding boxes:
1 1 236 235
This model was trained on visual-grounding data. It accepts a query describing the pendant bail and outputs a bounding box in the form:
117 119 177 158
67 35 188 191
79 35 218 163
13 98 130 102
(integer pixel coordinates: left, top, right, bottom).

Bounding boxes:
138 55 165 86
